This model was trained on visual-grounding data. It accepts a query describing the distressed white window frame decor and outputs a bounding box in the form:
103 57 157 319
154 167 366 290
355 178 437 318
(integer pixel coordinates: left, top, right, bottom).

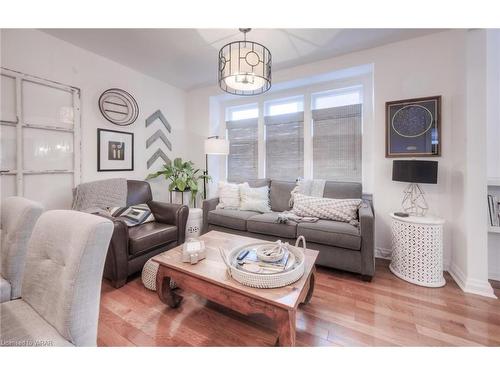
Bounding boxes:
0 67 81 208
220 73 373 192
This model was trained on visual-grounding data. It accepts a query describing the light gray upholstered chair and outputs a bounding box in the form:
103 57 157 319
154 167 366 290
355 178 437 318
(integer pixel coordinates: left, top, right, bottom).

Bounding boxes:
1 196 44 303
0 210 113 346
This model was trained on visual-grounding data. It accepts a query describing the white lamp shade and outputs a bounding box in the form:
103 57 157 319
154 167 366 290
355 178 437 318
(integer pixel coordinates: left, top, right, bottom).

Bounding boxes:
204 138 229 155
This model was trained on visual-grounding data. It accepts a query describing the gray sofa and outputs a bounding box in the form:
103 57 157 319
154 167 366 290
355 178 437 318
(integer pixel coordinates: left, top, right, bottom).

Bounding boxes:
202 179 375 280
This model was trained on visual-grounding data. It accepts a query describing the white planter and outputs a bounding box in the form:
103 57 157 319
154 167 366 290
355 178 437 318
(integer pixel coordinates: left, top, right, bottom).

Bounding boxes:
170 190 193 206
185 208 203 239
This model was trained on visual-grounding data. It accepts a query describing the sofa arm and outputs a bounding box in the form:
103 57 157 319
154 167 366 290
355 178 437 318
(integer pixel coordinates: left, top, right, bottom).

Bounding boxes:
148 201 189 244
202 197 219 234
359 201 375 279
95 214 129 288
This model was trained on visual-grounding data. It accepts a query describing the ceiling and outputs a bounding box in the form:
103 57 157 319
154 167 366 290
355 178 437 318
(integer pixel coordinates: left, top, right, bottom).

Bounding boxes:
41 29 442 90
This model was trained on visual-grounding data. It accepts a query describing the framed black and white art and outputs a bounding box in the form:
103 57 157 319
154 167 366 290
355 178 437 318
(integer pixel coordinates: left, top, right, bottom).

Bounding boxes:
386 96 441 157
97 128 134 171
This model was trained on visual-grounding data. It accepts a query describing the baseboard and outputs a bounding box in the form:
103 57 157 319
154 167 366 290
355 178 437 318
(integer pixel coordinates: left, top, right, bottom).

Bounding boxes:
449 262 497 299
375 247 392 260
488 270 500 282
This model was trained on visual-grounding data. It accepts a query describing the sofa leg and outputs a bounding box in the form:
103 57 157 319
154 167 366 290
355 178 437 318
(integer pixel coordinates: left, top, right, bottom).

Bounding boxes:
112 278 127 289
361 275 373 282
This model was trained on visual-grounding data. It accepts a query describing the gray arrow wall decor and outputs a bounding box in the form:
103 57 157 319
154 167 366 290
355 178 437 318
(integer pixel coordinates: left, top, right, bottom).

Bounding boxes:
147 148 171 169
145 110 171 132
145 109 172 170
146 129 172 151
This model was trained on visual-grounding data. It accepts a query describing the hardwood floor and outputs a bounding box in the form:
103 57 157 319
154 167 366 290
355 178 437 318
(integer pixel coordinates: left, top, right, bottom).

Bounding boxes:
97 259 500 347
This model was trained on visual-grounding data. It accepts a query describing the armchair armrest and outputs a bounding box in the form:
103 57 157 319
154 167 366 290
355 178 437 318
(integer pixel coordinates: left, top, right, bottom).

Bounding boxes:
94 213 129 288
202 197 219 234
359 201 375 279
148 201 189 244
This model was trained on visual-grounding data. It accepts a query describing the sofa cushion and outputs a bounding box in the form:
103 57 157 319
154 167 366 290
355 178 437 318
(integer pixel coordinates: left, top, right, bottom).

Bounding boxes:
0 276 11 303
247 212 297 238
207 209 257 231
0 299 73 346
247 179 270 188
216 181 241 210
239 183 271 213
129 222 177 256
297 220 361 250
269 180 296 212
323 181 362 199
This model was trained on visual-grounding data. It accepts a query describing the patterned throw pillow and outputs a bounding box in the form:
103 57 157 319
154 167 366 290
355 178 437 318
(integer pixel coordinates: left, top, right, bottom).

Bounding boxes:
108 204 156 227
291 193 362 225
216 181 241 210
239 182 271 213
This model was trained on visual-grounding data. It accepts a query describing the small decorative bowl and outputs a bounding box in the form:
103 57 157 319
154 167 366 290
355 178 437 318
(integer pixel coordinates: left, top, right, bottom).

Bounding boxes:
255 241 288 262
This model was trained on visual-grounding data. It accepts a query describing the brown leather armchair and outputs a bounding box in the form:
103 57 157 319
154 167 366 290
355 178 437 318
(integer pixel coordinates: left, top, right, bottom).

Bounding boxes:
102 180 189 288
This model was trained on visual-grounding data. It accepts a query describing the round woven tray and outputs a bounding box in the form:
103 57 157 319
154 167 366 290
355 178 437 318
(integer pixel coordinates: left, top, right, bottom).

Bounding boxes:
219 236 306 289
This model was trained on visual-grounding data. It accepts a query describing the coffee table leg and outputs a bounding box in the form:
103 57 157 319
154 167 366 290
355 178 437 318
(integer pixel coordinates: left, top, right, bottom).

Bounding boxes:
275 309 296 347
156 266 183 308
302 269 316 305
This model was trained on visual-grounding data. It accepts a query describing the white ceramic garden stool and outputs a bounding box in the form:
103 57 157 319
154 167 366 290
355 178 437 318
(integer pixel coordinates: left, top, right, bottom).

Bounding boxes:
389 213 445 287
185 208 203 239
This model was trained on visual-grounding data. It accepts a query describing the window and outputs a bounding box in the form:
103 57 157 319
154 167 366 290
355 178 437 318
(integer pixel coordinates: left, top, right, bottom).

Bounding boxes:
265 96 304 116
264 97 304 180
312 86 362 110
226 104 258 182
222 81 367 184
312 87 362 182
226 104 258 121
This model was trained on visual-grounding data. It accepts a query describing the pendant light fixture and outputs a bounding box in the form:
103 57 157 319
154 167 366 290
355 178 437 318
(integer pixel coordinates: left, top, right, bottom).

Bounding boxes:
218 28 272 96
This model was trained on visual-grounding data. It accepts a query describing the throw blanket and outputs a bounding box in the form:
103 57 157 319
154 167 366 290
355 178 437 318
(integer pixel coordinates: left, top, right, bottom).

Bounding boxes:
72 178 127 213
276 211 319 224
291 193 362 226
289 179 326 208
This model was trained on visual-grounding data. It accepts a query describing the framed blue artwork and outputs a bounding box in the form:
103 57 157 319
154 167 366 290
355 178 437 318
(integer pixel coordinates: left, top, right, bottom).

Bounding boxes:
386 96 441 157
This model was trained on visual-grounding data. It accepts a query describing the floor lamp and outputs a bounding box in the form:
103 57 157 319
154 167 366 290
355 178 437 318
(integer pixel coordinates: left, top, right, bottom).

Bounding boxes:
203 136 229 199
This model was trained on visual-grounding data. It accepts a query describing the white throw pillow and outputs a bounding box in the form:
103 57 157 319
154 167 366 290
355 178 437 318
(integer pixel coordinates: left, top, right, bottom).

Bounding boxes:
239 182 271 213
291 193 362 225
216 181 240 210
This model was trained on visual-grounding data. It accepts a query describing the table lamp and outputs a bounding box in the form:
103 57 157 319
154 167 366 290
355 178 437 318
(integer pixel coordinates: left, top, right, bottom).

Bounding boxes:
392 160 438 216
203 136 229 199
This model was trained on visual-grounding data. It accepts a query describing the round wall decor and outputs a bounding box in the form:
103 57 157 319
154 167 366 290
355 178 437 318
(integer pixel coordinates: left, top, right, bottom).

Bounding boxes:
98 88 139 126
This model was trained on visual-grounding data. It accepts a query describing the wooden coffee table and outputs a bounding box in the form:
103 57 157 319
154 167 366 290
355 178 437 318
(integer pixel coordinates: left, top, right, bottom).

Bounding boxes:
152 230 318 346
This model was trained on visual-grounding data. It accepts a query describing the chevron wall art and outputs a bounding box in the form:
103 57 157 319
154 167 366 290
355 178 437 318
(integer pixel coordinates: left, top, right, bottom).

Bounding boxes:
145 109 172 169
147 148 171 169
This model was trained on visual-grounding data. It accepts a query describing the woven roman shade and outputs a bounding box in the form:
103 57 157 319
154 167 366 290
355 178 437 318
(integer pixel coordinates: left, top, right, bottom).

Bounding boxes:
264 111 304 180
312 104 362 182
226 118 258 182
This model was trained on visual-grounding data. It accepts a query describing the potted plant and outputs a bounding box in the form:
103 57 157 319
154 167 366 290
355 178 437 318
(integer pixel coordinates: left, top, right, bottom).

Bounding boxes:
146 158 209 206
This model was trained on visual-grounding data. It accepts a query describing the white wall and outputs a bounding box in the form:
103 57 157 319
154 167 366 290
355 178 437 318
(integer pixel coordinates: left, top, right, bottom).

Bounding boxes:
186 30 496 297
487 30 500 182
487 29 500 281
1 29 189 204
450 29 493 297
